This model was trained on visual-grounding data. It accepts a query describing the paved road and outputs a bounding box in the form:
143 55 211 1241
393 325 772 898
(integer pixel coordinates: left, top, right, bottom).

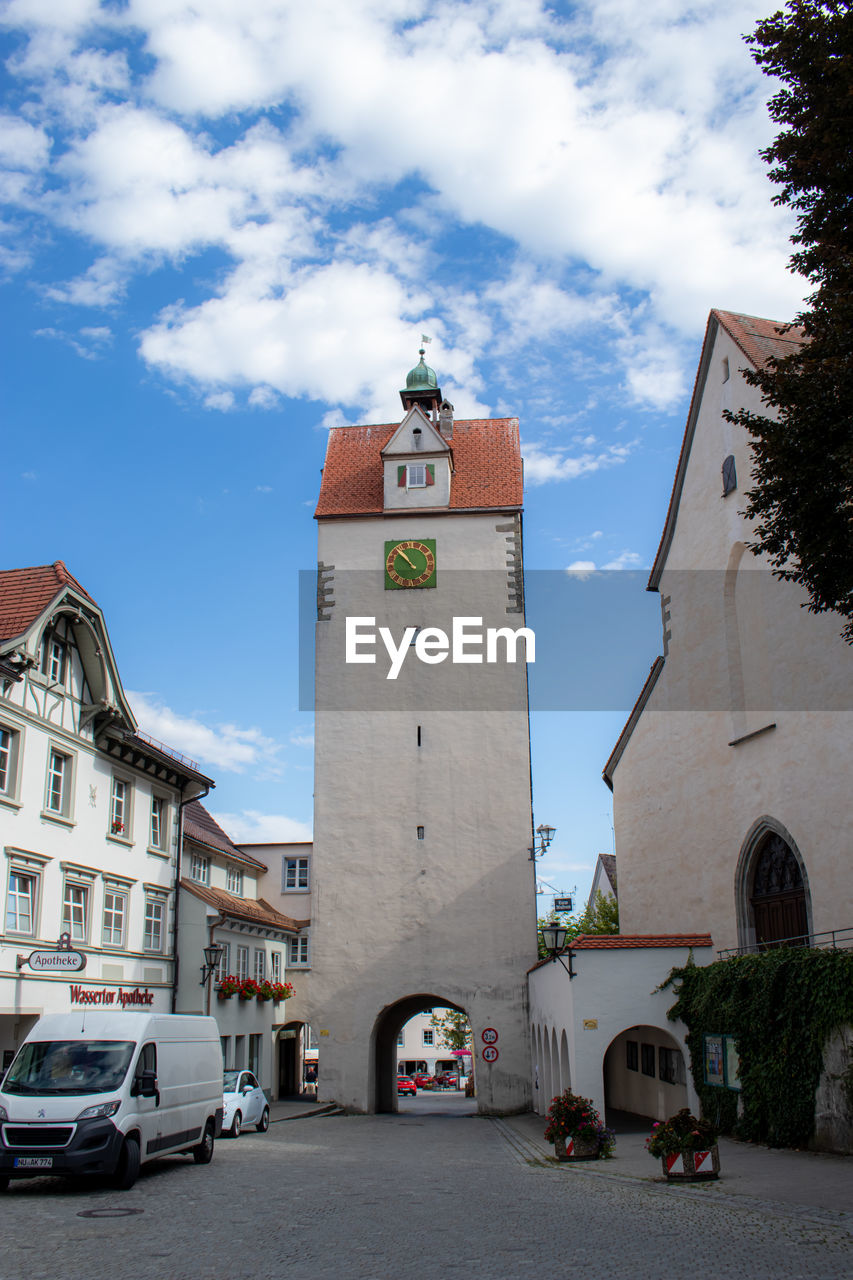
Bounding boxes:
1 1107 850 1280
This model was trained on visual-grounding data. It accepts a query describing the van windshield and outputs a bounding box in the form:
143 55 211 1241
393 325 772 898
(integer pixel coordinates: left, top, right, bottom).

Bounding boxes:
3 1040 136 1096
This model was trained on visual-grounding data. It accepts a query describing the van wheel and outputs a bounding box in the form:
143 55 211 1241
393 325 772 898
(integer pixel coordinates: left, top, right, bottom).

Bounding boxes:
228 1110 242 1139
256 1107 270 1133
193 1119 215 1164
114 1137 140 1191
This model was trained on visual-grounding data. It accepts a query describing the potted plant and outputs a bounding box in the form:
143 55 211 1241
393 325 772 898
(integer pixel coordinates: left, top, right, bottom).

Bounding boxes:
544 1090 615 1161
237 978 260 1001
216 974 240 999
257 981 274 1002
270 981 294 1003
645 1108 720 1180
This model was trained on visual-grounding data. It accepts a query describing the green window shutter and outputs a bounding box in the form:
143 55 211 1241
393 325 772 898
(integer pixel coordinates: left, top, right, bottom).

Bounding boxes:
398 465 407 487
425 465 435 486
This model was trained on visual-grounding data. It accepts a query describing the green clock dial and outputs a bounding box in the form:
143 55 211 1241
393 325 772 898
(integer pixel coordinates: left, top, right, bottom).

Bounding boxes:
384 539 437 590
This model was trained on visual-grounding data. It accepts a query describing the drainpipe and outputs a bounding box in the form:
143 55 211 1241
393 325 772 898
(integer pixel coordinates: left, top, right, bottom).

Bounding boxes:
171 783 211 1014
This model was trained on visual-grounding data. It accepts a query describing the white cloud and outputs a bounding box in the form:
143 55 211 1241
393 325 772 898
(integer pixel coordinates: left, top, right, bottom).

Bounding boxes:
33 325 112 360
602 550 645 570
203 390 235 411
566 561 597 578
522 438 637 485
289 732 314 748
210 809 312 844
128 690 283 775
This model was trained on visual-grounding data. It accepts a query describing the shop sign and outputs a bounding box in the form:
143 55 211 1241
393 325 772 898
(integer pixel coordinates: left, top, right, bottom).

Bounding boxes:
69 984 155 1009
17 930 87 974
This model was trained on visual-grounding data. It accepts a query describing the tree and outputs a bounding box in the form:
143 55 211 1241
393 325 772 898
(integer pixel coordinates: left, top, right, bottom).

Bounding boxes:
537 890 619 960
429 1009 473 1054
725 1 853 642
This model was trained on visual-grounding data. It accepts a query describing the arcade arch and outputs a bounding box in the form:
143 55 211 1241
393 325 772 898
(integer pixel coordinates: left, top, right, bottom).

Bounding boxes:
603 1025 688 1122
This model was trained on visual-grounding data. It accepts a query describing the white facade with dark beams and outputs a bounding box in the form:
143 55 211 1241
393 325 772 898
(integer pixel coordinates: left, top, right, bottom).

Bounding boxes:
0 561 213 1070
177 803 309 1097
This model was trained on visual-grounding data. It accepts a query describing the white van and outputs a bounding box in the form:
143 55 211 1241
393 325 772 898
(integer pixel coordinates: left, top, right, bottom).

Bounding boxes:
0 1012 223 1191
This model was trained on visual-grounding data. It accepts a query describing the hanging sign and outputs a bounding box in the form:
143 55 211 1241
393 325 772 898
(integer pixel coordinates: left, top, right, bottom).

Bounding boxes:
17 932 87 973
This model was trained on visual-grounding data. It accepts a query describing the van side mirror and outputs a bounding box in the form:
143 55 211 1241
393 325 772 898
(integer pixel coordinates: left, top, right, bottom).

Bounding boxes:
134 1070 159 1100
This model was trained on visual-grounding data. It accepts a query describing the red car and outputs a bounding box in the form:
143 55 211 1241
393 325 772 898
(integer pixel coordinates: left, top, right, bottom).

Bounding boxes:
397 1075 417 1096
413 1073 433 1089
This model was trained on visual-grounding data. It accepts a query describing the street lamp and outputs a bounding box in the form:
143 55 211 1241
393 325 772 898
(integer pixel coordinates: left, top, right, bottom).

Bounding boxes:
200 941 224 987
539 919 576 979
528 823 556 861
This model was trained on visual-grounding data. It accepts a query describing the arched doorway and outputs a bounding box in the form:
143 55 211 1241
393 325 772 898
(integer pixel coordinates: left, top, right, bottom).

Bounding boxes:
603 1025 689 1123
737 820 811 950
372 994 467 1113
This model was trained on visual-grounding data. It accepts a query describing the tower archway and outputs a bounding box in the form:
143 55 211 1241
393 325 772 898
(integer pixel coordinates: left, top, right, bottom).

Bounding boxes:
372 994 467 1113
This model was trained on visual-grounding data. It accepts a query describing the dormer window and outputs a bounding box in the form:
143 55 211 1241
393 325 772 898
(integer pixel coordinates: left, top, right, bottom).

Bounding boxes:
40 633 67 684
398 464 434 490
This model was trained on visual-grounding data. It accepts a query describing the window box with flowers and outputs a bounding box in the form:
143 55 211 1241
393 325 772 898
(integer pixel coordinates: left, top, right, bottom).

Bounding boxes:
257 980 295 1003
543 1090 615 1161
645 1108 720 1180
237 978 260 1001
216 975 241 999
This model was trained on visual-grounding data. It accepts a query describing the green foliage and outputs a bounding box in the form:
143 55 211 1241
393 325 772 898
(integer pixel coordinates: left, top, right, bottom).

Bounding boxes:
662 947 853 1147
537 890 619 960
429 1010 472 1054
726 1 853 641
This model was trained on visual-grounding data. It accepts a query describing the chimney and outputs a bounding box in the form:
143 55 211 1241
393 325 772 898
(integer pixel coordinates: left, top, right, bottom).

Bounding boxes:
438 398 454 439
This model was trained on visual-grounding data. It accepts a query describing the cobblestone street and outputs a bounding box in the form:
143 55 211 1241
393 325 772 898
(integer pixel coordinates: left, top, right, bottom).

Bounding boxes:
2 1104 851 1280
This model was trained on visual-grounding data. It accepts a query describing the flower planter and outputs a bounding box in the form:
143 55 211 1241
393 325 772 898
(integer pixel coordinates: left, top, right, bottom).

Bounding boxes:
661 1145 720 1181
553 1133 601 1161
216 990 233 1001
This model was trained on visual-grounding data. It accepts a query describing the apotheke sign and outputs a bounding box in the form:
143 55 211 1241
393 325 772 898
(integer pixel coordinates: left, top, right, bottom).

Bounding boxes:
18 937 87 973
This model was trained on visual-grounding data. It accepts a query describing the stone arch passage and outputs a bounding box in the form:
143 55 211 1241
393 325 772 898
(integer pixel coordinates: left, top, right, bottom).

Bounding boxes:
603 1025 688 1123
372 994 467 1114
277 1020 307 1099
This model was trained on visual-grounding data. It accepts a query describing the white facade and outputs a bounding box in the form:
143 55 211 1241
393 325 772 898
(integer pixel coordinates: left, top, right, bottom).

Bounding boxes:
177 807 308 1098
0 563 211 1070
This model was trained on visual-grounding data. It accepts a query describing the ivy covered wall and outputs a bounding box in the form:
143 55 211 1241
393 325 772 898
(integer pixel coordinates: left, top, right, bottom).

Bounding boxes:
663 947 853 1149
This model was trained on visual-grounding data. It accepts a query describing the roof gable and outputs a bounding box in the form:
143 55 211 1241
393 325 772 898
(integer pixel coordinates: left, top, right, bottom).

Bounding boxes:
315 417 523 517
0 561 95 643
380 406 450 457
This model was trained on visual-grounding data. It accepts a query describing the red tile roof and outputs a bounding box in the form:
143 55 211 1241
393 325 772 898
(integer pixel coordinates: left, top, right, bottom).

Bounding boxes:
571 933 713 949
715 309 806 369
184 801 267 870
180 880 308 933
0 561 95 643
315 418 523 517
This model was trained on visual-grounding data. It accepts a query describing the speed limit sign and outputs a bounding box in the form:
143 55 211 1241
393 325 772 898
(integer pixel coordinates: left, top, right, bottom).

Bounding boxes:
482 1046 499 1063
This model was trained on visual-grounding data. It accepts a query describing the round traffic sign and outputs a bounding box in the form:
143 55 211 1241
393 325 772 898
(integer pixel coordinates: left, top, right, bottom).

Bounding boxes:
482 1046 499 1063
482 1027 498 1044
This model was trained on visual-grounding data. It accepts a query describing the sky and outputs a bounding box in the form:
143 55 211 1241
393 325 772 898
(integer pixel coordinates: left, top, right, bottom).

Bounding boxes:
1 0 806 910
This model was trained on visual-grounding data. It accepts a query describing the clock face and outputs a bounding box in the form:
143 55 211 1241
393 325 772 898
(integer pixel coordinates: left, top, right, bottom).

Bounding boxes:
384 539 437 589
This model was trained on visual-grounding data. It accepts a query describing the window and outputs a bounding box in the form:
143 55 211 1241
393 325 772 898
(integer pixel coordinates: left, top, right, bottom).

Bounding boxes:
150 796 167 851
133 1043 156 1093
109 776 130 838
190 852 210 885
641 1043 656 1078
6 870 36 935
236 946 249 981
722 454 737 497
270 951 281 982
102 890 126 947
217 943 231 982
227 865 244 896
407 463 426 487
248 1035 262 1077
422 1029 434 1046
626 1040 639 1072
288 935 309 967
45 748 73 818
254 948 265 982
143 897 164 952
0 725 21 801
416 826 425 840
283 857 310 891
659 1046 686 1086
40 633 67 685
63 882 89 942
397 1032 404 1046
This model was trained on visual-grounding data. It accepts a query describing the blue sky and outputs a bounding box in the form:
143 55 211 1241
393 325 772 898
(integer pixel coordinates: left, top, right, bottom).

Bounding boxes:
1 0 805 908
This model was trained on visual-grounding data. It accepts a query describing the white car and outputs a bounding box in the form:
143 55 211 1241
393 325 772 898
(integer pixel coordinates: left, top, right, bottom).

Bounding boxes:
222 1070 270 1138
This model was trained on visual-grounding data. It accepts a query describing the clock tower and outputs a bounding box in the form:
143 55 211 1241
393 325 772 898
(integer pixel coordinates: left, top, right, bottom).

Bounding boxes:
308 354 536 1113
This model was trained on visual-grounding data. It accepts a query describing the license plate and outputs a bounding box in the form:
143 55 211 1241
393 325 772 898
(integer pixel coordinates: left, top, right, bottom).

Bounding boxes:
14 1157 53 1169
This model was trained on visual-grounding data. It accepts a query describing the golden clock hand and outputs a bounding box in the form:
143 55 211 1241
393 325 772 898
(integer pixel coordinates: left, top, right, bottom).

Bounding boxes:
395 548 417 569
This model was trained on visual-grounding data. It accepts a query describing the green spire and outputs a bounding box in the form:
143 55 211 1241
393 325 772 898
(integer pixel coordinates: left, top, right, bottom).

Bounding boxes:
404 348 437 392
